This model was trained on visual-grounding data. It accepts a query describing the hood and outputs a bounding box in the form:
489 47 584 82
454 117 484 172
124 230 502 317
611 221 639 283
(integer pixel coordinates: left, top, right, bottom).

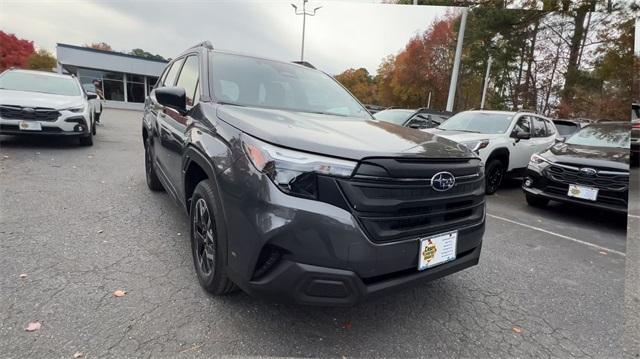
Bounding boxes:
216 105 476 160
0 89 83 110
542 142 629 170
423 128 505 142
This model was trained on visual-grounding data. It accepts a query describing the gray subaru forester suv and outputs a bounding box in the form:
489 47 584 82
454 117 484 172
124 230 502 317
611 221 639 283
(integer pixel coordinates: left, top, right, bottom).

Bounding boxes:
142 41 486 305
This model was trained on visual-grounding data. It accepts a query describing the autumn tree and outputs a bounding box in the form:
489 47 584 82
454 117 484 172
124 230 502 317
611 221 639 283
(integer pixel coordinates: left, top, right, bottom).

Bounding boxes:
85 42 113 51
0 31 34 71
26 49 57 71
334 68 377 104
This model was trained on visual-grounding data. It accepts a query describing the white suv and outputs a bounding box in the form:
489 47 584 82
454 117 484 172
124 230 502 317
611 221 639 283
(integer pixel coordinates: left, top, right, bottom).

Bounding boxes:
0 69 96 146
427 110 559 194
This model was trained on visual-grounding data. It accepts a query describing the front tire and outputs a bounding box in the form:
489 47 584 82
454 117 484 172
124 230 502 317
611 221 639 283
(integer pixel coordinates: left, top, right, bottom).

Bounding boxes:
526 193 549 207
190 180 236 295
79 132 93 146
485 159 505 195
144 137 164 191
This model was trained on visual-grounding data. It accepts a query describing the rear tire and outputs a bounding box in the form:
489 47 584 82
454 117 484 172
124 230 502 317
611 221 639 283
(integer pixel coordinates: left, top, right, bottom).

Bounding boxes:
190 180 237 295
485 159 505 195
144 137 164 191
526 193 549 207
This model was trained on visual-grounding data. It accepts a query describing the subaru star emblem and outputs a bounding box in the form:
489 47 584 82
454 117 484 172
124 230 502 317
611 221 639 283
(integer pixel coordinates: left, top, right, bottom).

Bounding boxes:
431 171 456 192
22 107 35 114
579 167 597 177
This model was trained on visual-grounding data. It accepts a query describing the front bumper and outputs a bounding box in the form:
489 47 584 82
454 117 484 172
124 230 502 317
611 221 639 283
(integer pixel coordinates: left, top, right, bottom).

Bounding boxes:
522 165 628 213
218 162 485 306
0 111 91 137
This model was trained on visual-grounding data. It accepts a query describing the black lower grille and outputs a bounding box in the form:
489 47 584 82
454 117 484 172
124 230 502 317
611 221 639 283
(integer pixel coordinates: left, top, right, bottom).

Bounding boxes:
545 184 627 207
0 105 60 122
339 157 485 243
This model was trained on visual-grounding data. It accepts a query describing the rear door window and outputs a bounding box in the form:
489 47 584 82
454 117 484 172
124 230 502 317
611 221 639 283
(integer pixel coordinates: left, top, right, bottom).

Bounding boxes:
532 116 547 137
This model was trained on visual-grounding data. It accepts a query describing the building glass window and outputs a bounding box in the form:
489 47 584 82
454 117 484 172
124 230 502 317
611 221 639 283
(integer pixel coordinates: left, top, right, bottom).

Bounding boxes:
126 73 145 103
103 79 125 101
74 67 161 103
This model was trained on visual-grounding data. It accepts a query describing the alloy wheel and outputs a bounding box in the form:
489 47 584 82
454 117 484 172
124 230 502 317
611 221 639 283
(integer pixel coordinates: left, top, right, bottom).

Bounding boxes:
193 198 215 276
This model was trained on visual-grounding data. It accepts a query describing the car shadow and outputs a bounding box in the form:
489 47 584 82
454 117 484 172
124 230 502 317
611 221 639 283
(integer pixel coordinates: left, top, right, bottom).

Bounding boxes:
0 134 82 149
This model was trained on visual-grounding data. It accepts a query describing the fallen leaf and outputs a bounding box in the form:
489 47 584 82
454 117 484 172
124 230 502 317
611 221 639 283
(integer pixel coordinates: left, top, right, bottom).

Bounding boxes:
97 230 104 234
599 251 608 256
25 322 41 332
512 326 523 334
177 232 181 236
113 289 127 297
73 351 84 358
19 273 27 279
2 155 9 159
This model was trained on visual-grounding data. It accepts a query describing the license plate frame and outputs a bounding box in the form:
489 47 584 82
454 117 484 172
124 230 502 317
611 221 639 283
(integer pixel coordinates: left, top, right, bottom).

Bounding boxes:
19 121 42 131
567 184 598 201
418 230 458 271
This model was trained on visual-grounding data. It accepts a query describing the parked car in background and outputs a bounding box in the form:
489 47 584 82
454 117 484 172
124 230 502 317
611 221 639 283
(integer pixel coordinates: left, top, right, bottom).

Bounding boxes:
522 122 630 213
364 104 386 114
632 103 639 165
553 119 584 141
427 110 559 194
142 42 486 305
0 69 96 146
81 82 104 122
374 108 453 130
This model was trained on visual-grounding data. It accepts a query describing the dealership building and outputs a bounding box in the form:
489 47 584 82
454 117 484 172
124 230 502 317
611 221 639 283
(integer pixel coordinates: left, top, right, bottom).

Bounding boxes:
56 43 167 110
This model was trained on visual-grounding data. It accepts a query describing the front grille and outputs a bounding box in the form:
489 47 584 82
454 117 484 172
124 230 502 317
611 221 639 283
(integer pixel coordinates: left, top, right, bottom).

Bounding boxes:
0 105 61 122
545 164 628 191
339 158 485 243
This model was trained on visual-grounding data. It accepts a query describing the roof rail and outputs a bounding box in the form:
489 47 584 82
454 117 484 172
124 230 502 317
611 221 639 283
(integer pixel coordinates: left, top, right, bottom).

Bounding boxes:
292 61 316 69
190 41 214 50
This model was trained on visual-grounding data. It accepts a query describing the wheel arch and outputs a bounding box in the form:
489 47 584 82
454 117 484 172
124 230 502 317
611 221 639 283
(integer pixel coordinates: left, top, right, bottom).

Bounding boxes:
487 147 510 169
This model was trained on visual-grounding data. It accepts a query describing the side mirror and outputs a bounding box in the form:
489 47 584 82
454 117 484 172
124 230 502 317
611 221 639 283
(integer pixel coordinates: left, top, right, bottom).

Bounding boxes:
407 118 428 129
86 92 98 100
513 131 531 140
155 87 187 114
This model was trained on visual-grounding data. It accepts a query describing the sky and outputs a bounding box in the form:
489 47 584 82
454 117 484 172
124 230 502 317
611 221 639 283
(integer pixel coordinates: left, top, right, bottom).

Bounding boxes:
0 0 454 75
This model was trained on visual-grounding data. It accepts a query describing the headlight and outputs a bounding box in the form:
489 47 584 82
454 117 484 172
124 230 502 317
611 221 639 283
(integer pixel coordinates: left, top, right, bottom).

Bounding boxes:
461 139 490 153
66 105 86 113
530 153 551 165
242 135 357 199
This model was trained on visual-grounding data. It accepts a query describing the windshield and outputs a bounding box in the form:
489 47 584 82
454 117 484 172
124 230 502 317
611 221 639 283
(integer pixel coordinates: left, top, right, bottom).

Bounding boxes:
0 71 80 96
554 122 580 136
438 112 513 134
565 124 630 148
373 109 414 125
210 53 370 119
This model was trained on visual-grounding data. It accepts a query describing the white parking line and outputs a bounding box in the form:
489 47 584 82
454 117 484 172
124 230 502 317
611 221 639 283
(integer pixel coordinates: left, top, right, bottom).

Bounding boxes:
629 214 640 219
487 213 626 257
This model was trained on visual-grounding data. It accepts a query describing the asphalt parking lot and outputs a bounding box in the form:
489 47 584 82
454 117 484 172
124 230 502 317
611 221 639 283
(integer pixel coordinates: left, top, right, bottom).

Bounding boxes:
0 109 630 358
625 166 639 358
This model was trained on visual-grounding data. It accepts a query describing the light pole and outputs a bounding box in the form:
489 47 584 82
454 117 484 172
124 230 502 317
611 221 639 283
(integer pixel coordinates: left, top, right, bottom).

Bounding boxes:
446 7 467 112
291 0 322 62
480 34 502 110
